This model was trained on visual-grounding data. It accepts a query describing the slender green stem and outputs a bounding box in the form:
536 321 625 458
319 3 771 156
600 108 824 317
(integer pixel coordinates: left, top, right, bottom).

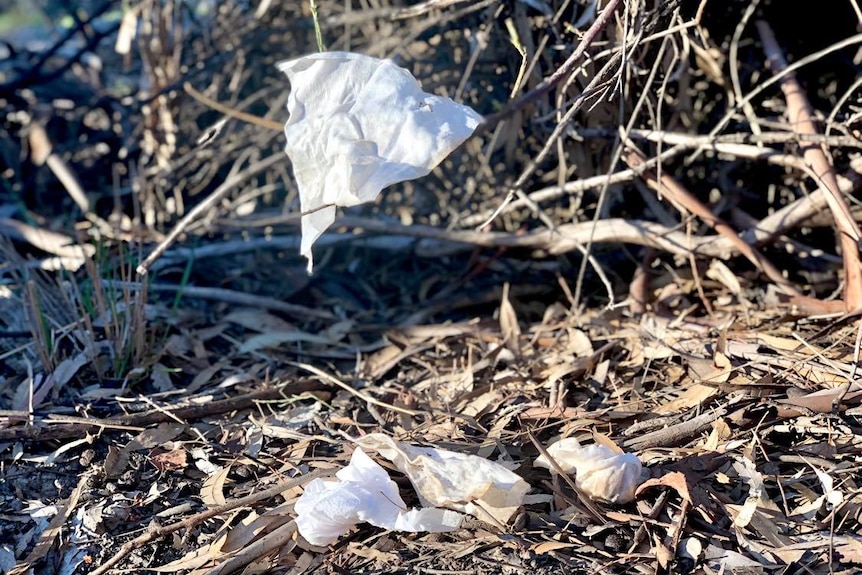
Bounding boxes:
309 0 324 52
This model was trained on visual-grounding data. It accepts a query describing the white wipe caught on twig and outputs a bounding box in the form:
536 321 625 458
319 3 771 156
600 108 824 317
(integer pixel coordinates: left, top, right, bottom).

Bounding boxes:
534 438 644 504
276 52 483 273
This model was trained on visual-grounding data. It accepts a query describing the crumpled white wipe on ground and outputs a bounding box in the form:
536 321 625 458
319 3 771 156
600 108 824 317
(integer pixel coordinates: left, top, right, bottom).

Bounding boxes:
294 436 531 545
534 438 644 504
294 447 463 546
276 51 482 273
356 433 530 525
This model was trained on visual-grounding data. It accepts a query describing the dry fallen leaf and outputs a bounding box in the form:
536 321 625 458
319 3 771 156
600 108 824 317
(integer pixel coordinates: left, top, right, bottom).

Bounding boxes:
636 471 691 502
201 465 232 507
150 448 187 473
499 283 521 353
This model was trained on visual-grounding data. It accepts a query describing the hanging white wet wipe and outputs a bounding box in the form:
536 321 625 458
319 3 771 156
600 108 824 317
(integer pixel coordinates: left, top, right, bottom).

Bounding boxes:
277 52 482 272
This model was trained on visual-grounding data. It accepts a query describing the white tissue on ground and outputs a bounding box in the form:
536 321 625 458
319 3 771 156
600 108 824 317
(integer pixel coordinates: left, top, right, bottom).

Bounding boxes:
356 433 530 525
534 438 643 504
294 447 463 546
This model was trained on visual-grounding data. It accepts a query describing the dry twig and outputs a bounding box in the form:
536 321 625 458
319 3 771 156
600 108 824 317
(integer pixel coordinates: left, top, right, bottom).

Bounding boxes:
757 20 862 312
622 141 801 296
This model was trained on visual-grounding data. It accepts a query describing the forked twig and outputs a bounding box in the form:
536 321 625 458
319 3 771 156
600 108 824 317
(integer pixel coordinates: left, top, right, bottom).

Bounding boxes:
135 153 282 276
477 0 623 132
621 142 801 296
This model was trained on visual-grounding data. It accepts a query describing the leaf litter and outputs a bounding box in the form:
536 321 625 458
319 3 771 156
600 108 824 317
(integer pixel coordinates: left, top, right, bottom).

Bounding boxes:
2 1 862 575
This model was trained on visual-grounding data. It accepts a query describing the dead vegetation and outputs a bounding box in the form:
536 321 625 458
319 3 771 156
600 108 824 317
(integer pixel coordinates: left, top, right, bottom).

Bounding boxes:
2 0 862 573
